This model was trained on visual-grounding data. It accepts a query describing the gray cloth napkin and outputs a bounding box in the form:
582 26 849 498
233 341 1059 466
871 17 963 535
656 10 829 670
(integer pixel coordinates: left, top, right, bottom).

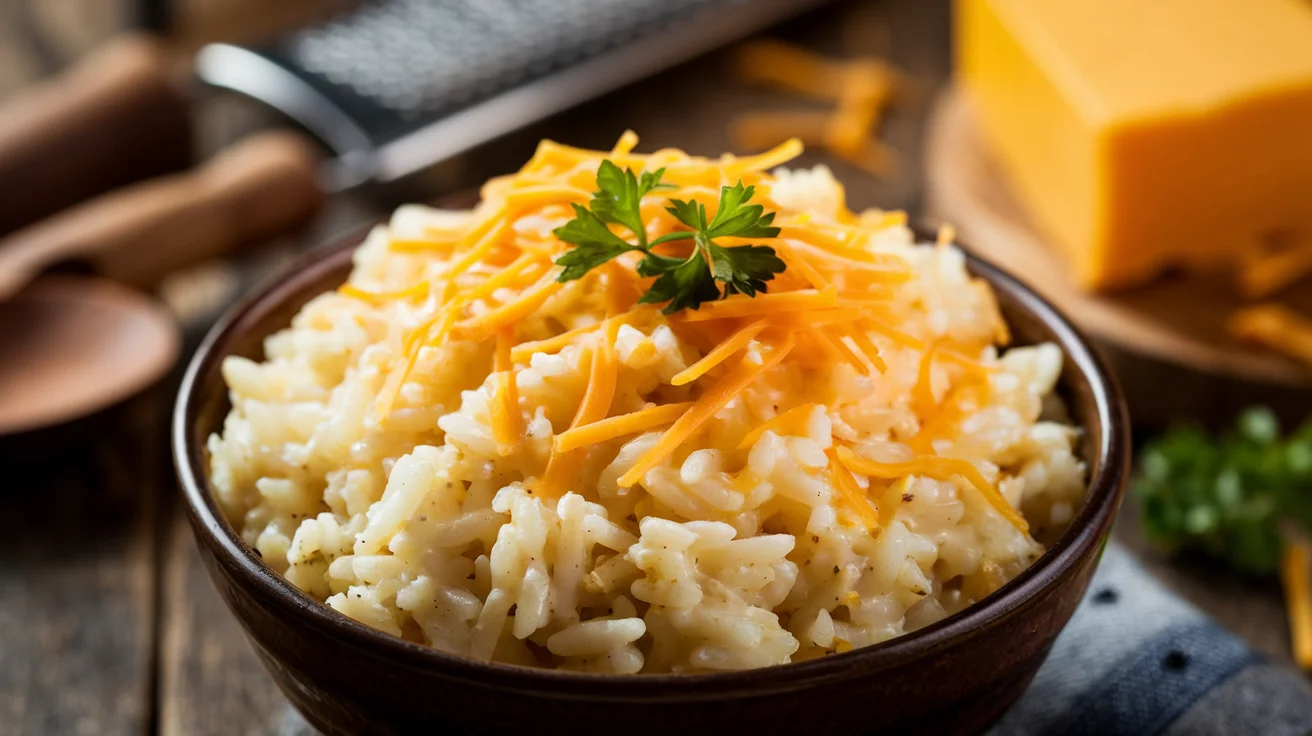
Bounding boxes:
993 543 1312 736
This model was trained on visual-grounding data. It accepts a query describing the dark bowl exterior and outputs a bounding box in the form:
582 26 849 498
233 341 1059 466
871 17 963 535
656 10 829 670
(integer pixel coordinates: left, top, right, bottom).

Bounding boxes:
174 230 1129 736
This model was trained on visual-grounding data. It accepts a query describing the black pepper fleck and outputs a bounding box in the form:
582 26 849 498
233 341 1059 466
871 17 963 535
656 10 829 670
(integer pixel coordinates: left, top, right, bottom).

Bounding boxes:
832 565 840 575
902 493 914 503
1092 588 1119 605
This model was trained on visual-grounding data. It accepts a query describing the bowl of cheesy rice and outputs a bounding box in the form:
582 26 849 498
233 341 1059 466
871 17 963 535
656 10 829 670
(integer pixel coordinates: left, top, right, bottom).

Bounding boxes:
175 135 1128 734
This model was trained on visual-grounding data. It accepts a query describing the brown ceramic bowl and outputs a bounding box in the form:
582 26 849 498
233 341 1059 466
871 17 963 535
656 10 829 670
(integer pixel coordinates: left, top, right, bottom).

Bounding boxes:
173 227 1129 736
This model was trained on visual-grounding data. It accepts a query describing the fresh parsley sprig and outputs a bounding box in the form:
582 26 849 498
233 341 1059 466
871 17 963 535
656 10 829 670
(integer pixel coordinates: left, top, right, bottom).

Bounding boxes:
1134 407 1312 575
553 160 786 313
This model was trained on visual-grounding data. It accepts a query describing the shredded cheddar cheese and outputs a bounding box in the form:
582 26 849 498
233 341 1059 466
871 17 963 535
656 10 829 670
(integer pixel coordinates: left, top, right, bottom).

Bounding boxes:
455 270 566 339
738 403 821 450
1228 303 1312 368
676 287 840 322
731 39 900 178
827 449 882 534
339 281 429 304
490 327 521 453
618 331 798 488
346 131 1044 557
538 323 621 499
1283 541 1312 670
672 319 769 386
611 129 640 156
554 402 694 454
1237 235 1312 299
836 446 1028 533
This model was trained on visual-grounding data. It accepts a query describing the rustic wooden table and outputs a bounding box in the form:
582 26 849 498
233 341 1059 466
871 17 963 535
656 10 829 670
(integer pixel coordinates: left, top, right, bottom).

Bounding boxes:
0 1 1297 734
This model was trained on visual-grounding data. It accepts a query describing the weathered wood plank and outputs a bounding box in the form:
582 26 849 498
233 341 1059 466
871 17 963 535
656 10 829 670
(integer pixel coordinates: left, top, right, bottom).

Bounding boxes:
0 396 161 736
158 513 318 736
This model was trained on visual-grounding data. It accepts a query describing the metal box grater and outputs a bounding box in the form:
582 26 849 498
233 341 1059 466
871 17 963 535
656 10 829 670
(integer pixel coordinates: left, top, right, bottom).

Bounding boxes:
195 0 828 190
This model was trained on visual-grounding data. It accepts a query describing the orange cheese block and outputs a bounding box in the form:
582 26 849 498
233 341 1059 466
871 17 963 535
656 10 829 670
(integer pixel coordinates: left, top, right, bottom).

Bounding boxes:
956 0 1312 291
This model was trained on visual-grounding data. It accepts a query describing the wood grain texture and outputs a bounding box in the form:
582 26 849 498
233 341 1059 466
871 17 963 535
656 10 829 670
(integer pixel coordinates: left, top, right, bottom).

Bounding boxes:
159 515 317 736
0 397 161 735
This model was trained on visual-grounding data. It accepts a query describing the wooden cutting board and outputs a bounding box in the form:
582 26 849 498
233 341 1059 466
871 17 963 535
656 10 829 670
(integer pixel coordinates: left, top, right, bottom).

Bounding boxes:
925 89 1312 429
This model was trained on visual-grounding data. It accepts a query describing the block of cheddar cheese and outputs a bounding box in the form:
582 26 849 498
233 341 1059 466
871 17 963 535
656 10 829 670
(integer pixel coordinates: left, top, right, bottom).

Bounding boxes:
956 0 1312 291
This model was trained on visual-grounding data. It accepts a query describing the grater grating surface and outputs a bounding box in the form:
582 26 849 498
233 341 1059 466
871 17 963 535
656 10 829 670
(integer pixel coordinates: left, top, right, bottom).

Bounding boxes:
196 0 826 186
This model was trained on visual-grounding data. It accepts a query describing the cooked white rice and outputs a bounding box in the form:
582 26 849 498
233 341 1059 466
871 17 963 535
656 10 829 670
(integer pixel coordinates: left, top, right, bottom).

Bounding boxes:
209 139 1086 673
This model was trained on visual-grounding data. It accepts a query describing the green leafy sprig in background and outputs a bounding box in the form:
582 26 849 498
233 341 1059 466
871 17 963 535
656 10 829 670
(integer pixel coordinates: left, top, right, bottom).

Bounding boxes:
1135 407 1312 575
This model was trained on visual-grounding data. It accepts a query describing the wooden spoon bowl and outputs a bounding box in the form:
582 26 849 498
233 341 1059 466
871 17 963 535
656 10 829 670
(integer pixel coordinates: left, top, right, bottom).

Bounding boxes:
0 275 178 436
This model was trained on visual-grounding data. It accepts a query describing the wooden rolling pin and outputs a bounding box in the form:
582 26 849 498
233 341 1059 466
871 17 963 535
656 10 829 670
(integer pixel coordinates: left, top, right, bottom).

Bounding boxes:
0 34 193 238
0 130 323 301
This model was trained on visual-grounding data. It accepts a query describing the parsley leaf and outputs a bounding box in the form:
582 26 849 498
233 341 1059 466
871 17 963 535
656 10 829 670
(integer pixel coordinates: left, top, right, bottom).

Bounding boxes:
1134 407 1312 575
589 160 671 247
553 159 787 313
708 242 786 297
706 182 780 239
637 253 720 314
552 202 641 280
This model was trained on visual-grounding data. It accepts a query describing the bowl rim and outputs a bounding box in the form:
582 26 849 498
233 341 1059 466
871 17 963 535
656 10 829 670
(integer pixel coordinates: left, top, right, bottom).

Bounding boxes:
172 225 1130 696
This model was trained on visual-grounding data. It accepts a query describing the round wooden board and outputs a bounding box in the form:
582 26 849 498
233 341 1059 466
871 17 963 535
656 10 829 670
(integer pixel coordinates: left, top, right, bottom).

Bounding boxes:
925 89 1312 429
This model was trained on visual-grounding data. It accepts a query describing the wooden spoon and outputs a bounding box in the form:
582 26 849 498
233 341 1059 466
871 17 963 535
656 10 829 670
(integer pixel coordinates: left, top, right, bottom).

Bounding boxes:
0 275 177 435
0 130 322 435
0 130 322 301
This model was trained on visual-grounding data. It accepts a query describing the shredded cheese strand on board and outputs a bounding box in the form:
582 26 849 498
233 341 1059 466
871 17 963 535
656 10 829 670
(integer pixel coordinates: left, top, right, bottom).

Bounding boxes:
1228 303 1312 368
1283 541 1312 670
1237 235 1312 299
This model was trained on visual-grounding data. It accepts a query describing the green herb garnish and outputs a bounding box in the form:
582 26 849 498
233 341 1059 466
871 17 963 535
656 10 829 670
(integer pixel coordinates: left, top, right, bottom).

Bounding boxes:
1134 407 1312 575
553 160 786 313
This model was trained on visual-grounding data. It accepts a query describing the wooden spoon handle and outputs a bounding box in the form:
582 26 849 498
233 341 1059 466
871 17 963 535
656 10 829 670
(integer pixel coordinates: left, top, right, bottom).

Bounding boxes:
0 131 323 299
0 34 194 238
